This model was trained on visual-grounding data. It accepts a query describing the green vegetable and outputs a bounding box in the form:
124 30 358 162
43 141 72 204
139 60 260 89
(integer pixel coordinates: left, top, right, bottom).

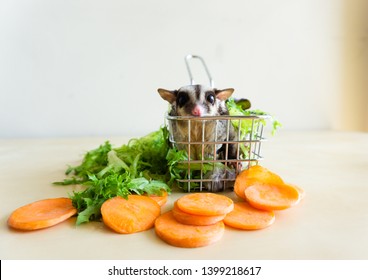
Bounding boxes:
226 98 282 136
234 98 251 110
54 127 172 225
58 141 112 185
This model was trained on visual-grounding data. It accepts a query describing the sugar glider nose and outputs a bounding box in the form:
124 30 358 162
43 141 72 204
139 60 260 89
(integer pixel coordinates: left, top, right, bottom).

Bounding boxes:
191 106 203 116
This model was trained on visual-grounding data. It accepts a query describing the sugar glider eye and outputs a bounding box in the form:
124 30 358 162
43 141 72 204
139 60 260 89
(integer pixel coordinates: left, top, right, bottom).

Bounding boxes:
177 92 189 107
206 94 215 105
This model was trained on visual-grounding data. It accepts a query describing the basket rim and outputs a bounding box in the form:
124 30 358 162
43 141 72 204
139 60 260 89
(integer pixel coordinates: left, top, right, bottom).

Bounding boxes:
165 113 270 121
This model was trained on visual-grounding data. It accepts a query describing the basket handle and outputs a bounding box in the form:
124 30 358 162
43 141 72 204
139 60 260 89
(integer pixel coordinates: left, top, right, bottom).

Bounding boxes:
185 54 215 88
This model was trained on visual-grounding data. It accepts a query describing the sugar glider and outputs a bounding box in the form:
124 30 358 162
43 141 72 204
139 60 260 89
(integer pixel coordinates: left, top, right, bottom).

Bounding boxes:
158 84 238 191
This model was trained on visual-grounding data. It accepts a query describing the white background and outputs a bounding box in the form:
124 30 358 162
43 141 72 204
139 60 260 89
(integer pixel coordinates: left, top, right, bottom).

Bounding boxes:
0 0 366 138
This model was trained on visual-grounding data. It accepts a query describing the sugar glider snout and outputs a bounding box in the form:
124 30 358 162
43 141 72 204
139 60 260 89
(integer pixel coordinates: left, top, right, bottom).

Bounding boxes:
191 105 203 116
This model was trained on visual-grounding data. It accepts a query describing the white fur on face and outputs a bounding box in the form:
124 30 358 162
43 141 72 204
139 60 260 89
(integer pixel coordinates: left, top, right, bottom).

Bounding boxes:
175 85 225 117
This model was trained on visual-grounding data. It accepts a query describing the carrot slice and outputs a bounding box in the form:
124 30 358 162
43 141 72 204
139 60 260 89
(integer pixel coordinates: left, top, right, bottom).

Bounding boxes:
101 195 161 234
172 201 226 226
291 184 306 200
8 197 77 231
155 211 225 248
244 182 300 211
145 191 168 207
224 202 275 230
176 193 234 216
234 165 284 200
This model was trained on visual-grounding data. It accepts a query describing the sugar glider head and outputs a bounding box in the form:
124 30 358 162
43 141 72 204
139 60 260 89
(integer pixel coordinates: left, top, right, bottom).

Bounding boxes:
158 84 234 117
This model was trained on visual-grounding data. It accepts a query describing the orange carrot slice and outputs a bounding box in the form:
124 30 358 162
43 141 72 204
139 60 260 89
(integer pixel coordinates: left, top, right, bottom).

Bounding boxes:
176 193 234 216
155 211 225 248
8 197 77 231
244 182 300 211
172 201 226 226
234 165 284 200
145 191 168 207
101 195 161 234
224 202 275 230
290 184 306 200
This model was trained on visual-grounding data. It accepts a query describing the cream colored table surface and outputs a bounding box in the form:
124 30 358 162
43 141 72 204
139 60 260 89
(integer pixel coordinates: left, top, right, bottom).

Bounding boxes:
1 130 368 260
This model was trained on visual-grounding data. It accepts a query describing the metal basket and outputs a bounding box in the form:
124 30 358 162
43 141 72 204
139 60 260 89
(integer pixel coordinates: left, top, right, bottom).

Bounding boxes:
165 55 269 192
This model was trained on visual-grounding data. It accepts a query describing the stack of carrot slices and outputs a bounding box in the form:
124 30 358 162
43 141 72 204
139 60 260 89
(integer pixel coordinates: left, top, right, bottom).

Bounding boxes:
235 165 304 210
155 193 233 248
225 165 305 230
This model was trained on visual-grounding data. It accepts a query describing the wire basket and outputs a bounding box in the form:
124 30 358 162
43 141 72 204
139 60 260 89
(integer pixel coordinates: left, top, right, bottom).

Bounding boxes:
165 55 269 192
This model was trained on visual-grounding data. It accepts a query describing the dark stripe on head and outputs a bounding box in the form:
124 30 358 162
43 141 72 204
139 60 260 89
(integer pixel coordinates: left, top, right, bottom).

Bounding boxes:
195 85 201 100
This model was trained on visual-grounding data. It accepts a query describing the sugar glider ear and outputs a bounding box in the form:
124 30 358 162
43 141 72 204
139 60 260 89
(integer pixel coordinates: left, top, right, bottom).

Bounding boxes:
215 88 234 101
158 88 177 104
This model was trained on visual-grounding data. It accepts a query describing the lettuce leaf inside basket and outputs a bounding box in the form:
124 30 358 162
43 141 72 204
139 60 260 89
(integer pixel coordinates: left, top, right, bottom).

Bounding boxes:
226 98 282 136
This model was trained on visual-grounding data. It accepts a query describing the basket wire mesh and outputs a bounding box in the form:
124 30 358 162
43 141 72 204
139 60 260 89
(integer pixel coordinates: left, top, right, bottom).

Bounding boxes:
166 115 268 192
